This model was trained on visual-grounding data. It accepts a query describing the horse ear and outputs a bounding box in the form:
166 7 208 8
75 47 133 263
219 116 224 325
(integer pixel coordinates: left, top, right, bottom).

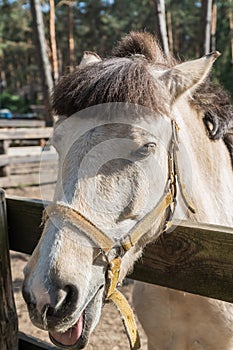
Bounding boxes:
79 51 102 68
160 51 221 101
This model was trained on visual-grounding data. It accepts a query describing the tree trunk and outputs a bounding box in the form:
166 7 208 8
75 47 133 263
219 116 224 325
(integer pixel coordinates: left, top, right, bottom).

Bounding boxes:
49 0 59 83
0 189 18 350
57 0 75 72
200 0 213 56
68 3 75 72
229 10 233 65
154 0 169 55
167 8 173 53
30 0 54 125
210 1 217 52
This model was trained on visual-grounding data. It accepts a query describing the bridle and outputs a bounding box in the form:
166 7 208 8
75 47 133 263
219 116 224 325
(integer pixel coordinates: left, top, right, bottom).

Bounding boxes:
45 120 195 350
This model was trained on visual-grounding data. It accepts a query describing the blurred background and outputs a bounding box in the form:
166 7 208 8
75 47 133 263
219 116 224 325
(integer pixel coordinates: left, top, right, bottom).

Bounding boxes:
0 2 232 348
0 0 232 124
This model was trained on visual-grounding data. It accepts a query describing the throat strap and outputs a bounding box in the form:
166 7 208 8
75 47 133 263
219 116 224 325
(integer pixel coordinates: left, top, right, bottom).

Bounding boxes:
120 191 173 251
46 204 114 253
43 120 195 350
108 290 141 350
105 258 140 349
45 205 140 349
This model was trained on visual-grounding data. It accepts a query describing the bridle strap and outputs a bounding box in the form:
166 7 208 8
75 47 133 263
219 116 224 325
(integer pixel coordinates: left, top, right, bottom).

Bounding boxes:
45 204 141 349
171 120 196 214
46 204 114 253
120 191 173 251
119 120 180 252
108 289 141 350
44 119 195 350
45 180 174 258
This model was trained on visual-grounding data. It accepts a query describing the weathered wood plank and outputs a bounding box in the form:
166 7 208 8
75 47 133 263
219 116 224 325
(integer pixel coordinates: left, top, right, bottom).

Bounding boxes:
0 140 10 176
6 196 233 303
130 221 233 303
7 197 46 254
0 155 8 167
0 171 56 188
0 152 58 167
0 190 18 349
0 119 45 128
19 332 57 350
0 127 53 140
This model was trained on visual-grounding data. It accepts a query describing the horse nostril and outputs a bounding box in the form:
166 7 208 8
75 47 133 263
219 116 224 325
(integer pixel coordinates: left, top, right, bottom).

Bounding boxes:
42 304 54 318
63 284 79 308
23 283 79 320
44 284 79 319
22 285 32 305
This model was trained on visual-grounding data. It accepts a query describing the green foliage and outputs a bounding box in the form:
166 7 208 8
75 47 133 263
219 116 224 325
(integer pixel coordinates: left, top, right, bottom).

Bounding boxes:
166 0 202 58
0 92 30 113
212 1 233 98
0 1 36 88
0 0 232 104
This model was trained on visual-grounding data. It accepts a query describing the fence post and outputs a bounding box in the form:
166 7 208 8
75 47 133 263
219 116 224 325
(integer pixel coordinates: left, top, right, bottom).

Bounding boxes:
0 141 10 176
0 189 18 349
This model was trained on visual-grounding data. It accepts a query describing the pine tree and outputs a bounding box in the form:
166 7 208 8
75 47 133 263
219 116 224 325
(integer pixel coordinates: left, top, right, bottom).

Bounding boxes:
154 0 169 55
200 0 213 55
30 0 53 123
49 0 59 82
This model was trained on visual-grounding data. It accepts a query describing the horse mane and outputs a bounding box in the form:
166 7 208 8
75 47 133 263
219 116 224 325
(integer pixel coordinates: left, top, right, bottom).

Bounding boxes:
52 32 175 117
112 31 176 67
193 81 233 165
52 31 233 164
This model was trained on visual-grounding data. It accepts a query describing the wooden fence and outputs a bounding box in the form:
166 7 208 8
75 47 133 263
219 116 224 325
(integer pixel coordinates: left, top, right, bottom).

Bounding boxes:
0 120 55 186
0 120 46 128
1 190 233 349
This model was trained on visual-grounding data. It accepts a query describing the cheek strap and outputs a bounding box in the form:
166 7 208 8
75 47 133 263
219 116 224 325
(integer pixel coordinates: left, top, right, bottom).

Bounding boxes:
43 120 195 350
108 289 141 350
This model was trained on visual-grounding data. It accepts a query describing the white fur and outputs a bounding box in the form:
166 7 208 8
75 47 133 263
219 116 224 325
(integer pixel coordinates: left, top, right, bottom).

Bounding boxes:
133 95 233 350
23 55 233 349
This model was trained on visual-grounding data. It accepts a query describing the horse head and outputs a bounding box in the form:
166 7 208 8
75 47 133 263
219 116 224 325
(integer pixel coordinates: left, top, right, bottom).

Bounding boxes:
22 33 220 349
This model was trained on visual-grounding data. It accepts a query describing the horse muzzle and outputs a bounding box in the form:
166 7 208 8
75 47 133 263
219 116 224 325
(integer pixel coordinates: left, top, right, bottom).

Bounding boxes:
22 278 105 349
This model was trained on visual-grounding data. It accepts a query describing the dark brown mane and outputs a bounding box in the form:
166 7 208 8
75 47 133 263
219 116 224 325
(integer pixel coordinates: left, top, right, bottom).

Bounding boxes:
52 31 233 164
52 32 175 117
112 31 176 67
193 81 233 139
193 81 233 165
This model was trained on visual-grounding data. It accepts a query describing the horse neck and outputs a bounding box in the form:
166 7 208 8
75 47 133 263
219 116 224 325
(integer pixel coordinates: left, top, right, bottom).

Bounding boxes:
173 96 233 226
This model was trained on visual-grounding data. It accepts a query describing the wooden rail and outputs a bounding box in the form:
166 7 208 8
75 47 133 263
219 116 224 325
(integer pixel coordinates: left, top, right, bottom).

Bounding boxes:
0 119 46 128
19 333 56 350
0 191 18 349
0 147 57 187
0 127 53 178
1 194 233 349
6 196 233 303
0 151 57 167
0 127 52 140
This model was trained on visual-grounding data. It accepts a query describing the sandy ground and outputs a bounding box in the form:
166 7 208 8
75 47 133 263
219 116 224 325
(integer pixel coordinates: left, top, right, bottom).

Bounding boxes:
7 183 148 350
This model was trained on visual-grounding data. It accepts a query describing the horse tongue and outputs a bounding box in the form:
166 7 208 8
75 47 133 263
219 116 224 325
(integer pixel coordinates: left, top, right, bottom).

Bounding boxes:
50 313 84 346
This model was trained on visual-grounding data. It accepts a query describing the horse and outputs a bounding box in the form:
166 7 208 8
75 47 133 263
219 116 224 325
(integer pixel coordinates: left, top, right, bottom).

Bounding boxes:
22 32 233 350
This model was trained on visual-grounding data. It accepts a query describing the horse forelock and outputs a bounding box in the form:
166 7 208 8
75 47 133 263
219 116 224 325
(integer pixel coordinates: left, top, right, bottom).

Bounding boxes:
112 31 176 66
52 31 233 163
52 32 176 119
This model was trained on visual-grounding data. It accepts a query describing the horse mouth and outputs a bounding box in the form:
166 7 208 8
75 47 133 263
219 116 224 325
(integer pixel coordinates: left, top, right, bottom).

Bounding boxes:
49 285 104 349
49 311 86 349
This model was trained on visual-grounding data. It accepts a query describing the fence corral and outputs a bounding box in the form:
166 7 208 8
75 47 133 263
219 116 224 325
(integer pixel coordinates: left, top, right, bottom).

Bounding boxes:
0 190 18 350
1 190 233 349
0 120 55 187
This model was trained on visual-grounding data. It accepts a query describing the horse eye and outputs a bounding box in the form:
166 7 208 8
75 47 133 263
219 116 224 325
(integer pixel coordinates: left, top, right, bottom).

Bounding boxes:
143 142 157 151
133 142 157 158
